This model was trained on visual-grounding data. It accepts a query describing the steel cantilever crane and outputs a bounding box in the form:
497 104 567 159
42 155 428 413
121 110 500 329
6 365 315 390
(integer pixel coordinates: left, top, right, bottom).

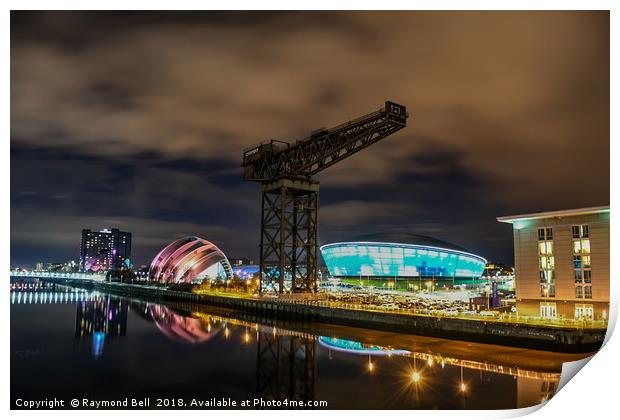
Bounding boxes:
243 101 409 294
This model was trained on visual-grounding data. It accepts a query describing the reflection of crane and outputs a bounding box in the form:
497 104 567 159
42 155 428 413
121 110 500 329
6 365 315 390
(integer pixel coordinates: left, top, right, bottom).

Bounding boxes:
256 331 315 405
243 101 409 293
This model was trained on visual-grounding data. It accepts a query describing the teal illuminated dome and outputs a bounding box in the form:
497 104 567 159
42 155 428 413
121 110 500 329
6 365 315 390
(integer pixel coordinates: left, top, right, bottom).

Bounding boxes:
320 233 487 280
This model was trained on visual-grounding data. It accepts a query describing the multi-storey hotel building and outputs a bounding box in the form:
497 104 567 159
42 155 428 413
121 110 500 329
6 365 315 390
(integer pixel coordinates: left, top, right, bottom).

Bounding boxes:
80 228 132 272
498 206 609 320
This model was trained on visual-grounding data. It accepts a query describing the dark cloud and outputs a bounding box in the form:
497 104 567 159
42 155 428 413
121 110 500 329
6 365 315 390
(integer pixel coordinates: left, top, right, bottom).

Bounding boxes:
10 11 609 267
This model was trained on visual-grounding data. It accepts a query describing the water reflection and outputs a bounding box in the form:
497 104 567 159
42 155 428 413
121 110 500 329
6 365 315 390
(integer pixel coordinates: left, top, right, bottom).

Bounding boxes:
318 336 411 357
10 289 570 409
147 304 317 404
75 295 127 358
257 331 316 405
147 304 222 343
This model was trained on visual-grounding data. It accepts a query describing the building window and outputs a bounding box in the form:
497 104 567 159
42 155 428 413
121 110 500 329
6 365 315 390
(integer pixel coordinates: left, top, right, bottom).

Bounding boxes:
538 227 553 241
574 269 582 281
573 224 592 298
538 227 555 297
539 255 554 270
582 255 591 268
540 303 557 319
538 241 553 255
572 224 589 238
575 304 594 320
574 239 590 254
541 283 556 298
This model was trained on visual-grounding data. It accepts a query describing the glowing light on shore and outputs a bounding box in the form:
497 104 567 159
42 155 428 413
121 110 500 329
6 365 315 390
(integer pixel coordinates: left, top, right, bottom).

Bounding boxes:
412 371 421 383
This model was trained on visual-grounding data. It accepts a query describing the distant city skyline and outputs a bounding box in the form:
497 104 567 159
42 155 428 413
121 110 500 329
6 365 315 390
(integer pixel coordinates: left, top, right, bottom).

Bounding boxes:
10 11 610 267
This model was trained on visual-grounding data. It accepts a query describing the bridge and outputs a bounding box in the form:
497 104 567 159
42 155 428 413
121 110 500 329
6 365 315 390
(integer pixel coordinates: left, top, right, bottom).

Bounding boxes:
10 271 107 304
10 271 106 281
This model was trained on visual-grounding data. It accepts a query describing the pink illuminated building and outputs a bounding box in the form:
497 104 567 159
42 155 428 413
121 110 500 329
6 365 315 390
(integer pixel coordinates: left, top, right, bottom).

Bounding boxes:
148 236 233 283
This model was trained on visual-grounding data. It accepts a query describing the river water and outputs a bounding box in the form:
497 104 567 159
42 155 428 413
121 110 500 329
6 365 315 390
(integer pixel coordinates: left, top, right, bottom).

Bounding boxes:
10 286 590 410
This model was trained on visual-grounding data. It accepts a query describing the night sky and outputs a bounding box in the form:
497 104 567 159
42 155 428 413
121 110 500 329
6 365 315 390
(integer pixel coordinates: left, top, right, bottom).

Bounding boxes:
10 11 609 268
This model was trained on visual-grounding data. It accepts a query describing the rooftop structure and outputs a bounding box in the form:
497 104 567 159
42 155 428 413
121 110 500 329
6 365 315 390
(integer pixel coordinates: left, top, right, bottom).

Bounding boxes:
497 206 609 223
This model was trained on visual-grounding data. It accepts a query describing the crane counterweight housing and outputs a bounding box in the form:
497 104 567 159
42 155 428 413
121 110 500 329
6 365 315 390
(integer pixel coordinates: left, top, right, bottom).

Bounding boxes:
242 101 409 293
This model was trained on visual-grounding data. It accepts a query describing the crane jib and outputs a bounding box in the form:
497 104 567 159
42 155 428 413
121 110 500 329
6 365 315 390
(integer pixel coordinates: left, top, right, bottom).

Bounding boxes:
242 101 408 182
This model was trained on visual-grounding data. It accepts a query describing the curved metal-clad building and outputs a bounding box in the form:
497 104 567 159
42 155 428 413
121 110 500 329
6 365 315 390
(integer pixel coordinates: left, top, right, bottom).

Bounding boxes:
320 233 486 280
148 236 233 283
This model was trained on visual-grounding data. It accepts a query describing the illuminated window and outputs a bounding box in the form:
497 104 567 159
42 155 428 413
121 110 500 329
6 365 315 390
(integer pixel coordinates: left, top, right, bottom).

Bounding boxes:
575 304 594 320
573 225 592 297
540 283 555 298
540 303 557 319
541 256 554 269
538 241 553 255
582 255 591 268
538 228 555 297
580 239 590 253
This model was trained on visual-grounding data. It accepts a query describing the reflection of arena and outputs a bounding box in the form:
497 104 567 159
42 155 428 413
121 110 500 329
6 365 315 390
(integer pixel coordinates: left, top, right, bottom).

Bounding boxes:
148 304 221 343
320 233 487 287
318 336 410 356
148 236 233 283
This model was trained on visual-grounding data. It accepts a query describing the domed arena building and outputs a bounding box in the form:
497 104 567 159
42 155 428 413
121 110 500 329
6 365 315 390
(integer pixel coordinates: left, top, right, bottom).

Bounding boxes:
148 236 233 284
320 233 487 289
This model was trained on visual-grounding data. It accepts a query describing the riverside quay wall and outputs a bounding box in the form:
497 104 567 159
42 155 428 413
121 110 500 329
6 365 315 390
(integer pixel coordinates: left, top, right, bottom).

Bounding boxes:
38 277 606 353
